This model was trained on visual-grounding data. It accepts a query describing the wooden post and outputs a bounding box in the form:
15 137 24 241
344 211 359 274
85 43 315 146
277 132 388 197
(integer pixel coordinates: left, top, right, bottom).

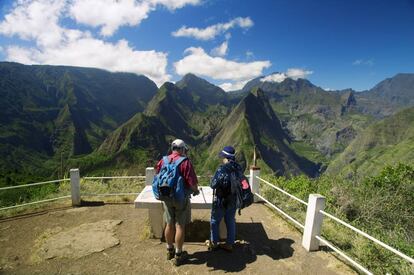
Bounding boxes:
302 194 325 251
70 168 81 206
250 166 261 202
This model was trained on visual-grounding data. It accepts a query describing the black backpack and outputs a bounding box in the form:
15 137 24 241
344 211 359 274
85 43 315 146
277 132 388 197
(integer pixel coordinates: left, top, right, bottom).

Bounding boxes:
230 171 254 215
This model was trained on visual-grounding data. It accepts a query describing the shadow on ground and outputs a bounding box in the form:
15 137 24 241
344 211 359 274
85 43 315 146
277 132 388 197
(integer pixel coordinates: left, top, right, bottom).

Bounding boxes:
184 220 295 272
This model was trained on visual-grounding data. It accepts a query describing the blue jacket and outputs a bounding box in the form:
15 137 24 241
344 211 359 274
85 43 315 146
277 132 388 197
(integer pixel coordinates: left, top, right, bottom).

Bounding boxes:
210 160 243 209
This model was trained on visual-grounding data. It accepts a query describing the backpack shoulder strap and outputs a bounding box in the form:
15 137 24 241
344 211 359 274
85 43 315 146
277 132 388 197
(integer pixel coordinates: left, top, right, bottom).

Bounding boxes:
162 156 170 167
174 156 187 167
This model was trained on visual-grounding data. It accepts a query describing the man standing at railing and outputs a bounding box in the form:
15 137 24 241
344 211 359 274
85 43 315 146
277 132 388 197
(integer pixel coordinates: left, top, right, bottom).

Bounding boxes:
155 139 199 266
208 146 242 252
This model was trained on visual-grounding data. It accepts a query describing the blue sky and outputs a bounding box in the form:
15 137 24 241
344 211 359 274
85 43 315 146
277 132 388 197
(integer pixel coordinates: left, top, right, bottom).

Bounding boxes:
0 0 413 91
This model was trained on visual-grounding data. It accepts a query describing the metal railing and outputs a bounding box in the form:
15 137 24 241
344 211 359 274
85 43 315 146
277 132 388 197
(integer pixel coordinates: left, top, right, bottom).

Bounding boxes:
0 178 71 211
83 176 145 180
254 175 414 275
80 175 145 198
319 209 414 265
256 176 308 205
0 173 145 212
254 192 304 229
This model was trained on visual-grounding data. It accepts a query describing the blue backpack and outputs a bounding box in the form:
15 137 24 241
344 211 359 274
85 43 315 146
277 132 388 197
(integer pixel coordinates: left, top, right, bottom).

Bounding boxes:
152 156 187 201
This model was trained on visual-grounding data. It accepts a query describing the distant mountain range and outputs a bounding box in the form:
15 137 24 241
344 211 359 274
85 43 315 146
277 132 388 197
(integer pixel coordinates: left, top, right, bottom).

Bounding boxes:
0 61 413 185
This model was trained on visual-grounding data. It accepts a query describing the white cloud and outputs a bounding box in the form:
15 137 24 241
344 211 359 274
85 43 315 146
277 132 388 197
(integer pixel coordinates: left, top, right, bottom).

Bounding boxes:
211 40 228 57
5 38 170 85
151 0 200 10
218 80 247 92
172 17 253 40
286 68 313 79
70 0 201 37
352 59 374 66
0 0 183 86
69 0 151 37
261 73 286 83
261 68 313 83
174 47 271 82
0 0 66 47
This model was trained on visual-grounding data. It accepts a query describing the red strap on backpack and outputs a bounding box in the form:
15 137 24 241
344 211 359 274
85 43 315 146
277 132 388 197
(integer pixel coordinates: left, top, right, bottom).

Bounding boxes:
241 178 250 190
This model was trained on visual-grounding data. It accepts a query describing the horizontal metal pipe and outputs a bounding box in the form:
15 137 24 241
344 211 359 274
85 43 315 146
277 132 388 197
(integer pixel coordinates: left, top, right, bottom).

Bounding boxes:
0 179 70 191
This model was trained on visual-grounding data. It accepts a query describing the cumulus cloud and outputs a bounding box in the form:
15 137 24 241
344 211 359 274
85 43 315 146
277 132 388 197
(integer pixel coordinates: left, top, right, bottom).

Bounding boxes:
69 0 151 37
69 0 200 37
151 0 200 10
6 38 170 85
172 17 253 40
0 0 66 47
174 47 271 83
0 0 201 85
218 80 247 91
261 68 313 83
211 40 228 57
352 59 374 66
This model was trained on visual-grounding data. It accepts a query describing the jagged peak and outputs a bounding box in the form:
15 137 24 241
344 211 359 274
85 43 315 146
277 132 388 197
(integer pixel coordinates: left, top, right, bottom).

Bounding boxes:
159 81 179 92
180 73 201 81
176 73 214 87
176 73 225 93
250 87 266 98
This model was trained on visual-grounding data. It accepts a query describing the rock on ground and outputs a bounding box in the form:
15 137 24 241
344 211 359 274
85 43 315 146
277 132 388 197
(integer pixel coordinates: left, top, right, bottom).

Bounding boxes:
33 220 122 261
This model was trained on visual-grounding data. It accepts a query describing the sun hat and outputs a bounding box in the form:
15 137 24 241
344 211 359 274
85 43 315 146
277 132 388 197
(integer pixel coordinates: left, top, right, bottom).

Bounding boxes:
218 146 235 160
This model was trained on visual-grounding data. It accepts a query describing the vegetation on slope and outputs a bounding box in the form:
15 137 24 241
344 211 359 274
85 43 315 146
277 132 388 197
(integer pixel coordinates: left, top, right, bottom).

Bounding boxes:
261 163 413 274
327 106 414 178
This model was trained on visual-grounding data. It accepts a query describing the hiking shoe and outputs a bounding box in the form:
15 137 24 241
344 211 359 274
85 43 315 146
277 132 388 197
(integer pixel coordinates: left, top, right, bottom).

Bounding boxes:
220 243 233 252
206 240 219 251
173 251 188 266
167 248 175 260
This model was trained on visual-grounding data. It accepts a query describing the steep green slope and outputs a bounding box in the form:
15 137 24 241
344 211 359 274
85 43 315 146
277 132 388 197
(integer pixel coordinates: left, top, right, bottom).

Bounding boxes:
205 88 319 176
70 113 170 174
239 76 374 161
83 81 230 174
326 106 414 177
0 62 157 184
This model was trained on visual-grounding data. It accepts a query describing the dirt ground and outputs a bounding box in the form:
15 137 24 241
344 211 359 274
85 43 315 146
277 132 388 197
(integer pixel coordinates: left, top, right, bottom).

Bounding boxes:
0 201 356 275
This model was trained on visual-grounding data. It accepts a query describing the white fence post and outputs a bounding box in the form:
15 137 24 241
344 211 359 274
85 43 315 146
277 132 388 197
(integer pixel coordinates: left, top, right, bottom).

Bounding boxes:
250 166 261 202
145 167 155 186
70 168 81 206
145 167 163 238
302 194 325 251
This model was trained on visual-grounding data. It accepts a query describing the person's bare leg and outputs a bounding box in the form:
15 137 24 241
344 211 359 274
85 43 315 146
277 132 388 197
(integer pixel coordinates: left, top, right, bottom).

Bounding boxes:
165 223 175 247
175 224 185 252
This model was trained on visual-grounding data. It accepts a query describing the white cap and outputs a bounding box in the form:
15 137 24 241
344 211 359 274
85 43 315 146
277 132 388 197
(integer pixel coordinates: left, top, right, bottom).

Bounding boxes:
171 139 188 150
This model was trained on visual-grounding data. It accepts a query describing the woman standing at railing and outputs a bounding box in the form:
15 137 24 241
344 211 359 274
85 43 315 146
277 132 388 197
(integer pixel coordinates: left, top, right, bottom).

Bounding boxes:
208 146 242 252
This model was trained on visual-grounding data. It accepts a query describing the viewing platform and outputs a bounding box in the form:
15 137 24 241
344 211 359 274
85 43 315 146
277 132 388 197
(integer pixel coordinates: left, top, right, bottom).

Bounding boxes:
0 202 355 274
1 167 413 274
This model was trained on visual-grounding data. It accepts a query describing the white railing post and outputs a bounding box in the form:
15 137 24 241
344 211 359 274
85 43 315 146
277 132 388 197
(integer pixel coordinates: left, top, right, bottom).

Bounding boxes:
70 168 81 206
145 167 163 238
302 194 325 251
145 167 155 186
250 166 261 202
